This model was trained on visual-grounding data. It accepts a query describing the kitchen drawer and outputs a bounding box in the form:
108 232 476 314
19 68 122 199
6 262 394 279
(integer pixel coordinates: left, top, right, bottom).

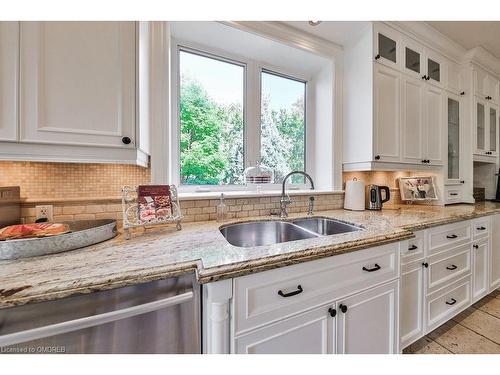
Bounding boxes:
425 276 471 333
427 221 471 255
444 186 462 204
401 231 424 264
472 217 490 240
426 244 471 294
232 242 400 335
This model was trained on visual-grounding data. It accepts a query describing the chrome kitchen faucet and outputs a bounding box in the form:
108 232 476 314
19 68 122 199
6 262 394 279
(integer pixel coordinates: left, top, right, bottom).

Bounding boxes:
280 171 315 218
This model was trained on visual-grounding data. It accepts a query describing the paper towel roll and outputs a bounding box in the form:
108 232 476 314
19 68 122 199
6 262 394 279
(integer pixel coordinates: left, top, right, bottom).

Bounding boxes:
344 178 365 211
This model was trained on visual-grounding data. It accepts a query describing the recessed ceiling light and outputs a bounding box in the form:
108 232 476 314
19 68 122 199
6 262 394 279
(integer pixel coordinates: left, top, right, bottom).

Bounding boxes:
308 21 322 26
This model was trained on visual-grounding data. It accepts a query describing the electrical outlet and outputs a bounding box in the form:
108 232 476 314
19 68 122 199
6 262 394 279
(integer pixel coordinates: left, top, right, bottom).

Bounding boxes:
35 205 53 222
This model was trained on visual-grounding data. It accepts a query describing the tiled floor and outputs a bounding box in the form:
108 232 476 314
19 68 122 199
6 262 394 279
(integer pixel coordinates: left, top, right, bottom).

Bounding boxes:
403 290 500 354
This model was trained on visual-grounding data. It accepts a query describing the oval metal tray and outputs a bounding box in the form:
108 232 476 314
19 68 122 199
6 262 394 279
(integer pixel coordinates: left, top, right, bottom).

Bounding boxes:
0 219 117 260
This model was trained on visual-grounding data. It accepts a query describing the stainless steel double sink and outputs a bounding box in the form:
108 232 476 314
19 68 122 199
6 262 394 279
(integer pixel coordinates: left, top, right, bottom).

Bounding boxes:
220 217 361 248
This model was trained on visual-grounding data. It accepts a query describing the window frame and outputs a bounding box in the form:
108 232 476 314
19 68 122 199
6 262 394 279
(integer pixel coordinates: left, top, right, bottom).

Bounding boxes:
170 38 312 192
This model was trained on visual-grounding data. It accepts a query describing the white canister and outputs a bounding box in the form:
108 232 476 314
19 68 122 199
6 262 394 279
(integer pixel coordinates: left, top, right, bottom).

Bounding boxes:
344 178 365 211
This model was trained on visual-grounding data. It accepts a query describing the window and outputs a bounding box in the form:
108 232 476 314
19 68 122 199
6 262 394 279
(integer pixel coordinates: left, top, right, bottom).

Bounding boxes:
179 49 244 185
261 70 306 183
176 45 308 188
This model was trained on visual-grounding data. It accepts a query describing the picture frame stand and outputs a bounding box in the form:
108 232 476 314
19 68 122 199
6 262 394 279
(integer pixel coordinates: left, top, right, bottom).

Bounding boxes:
121 185 183 240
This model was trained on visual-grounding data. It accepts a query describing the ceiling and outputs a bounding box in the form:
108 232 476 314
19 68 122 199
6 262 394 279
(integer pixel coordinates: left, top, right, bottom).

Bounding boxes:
427 22 500 60
282 21 370 47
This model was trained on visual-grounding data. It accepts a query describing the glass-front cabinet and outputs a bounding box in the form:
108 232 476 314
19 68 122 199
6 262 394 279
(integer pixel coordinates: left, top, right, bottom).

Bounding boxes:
447 97 460 182
474 97 498 158
374 24 400 69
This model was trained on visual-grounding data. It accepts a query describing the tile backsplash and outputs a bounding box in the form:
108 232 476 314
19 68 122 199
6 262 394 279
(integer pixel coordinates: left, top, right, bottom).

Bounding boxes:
0 161 150 199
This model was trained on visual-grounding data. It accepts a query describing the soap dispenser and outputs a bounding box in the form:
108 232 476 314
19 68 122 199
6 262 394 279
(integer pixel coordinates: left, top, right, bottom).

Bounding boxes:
216 193 228 222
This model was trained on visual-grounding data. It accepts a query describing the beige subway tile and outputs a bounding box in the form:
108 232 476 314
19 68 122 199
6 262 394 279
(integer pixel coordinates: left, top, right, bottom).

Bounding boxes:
270 197 281 203
24 216 36 223
242 204 254 211
21 207 35 217
74 214 96 221
53 215 74 222
209 200 219 207
209 213 218 221
253 203 265 210
181 201 195 209
229 206 242 212
202 206 216 214
259 209 270 216
259 197 271 204
248 210 260 217
85 205 106 214
236 211 249 218
186 207 203 215
62 205 85 215
236 199 248 205
195 200 209 208
53 206 63 215
106 204 123 213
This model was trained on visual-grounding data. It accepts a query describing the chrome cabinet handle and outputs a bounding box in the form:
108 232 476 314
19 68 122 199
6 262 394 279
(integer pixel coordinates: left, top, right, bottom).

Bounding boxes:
278 285 303 298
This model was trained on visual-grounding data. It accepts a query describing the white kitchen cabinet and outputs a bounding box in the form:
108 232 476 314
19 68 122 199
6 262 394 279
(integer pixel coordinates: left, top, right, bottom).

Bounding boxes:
373 23 401 70
446 61 464 95
447 95 462 183
401 76 424 163
400 260 425 349
474 65 499 105
0 22 18 141
19 21 136 148
402 37 424 80
337 280 398 354
490 214 500 290
234 304 335 354
423 85 445 165
472 239 489 303
474 97 498 158
424 49 445 89
374 64 401 162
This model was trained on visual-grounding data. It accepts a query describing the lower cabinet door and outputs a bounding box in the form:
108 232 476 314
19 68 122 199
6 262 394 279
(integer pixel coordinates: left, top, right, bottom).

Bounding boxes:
491 214 500 290
472 240 489 302
336 280 399 354
233 304 335 354
400 260 425 349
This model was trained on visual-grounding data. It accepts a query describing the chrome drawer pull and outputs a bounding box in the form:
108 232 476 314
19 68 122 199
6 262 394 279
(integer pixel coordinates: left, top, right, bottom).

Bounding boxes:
446 298 457 306
278 285 303 298
408 245 418 251
446 264 458 271
446 234 458 239
362 264 381 272
477 226 486 230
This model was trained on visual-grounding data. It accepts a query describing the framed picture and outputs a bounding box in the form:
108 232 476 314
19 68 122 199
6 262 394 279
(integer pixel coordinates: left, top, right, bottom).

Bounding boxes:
398 176 438 201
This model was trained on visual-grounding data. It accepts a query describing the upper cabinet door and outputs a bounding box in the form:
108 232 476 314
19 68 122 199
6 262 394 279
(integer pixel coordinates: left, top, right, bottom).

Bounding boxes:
19 22 136 148
486 75 500 105
446 62 463 95
374 64 401 162
402 38 424 80
474 66 489 100
424 85 444 164
401 76 424 163
374 24 400 69
475 98 487 154
424 49 445 88
0 22 18 141
489 105 498 156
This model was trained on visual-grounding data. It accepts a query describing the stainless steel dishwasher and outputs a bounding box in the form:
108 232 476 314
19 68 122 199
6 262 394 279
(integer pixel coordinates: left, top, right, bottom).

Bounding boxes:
0 274 201 354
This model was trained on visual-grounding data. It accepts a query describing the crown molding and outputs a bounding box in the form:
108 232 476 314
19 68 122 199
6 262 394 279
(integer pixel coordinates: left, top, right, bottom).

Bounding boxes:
219 21 343 59
463 46 500 76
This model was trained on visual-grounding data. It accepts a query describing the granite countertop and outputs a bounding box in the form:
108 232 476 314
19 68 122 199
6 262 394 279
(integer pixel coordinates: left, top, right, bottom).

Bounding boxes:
1 201 500 309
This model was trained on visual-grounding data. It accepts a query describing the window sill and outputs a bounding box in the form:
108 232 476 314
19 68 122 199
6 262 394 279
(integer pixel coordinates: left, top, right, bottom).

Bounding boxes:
178 189 343 201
